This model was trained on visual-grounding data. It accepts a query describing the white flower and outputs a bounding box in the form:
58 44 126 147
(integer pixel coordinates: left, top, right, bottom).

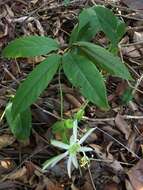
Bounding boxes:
42 120 96 178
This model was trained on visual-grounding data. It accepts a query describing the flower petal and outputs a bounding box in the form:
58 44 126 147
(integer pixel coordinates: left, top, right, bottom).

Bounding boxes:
79 146 93 152
50 151 68 167
67 156 72 178
42 151 68 170
51 140 69 149
70 135 75 145
73 120 78 143
79 128 96 144
71 155 78 169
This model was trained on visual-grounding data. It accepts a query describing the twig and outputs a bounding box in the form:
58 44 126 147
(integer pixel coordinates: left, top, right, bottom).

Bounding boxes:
87 165 97 190
95 127 140 160
34 104 61 120
132 73 143 95
116 14 143 21
121 40 143 47
1 144 50 181
90 158 134 166
3 67 20 84
84 115 143 123
23 0 86 23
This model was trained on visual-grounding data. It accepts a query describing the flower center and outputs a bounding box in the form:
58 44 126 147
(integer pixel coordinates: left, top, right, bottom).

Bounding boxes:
69 143 81 155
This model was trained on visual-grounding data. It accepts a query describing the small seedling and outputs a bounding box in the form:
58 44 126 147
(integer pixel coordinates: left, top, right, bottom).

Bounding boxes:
43 120 95 177
3 5 133 140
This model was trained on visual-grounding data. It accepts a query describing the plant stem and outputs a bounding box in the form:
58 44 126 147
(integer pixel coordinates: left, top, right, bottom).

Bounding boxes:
58 66 64 119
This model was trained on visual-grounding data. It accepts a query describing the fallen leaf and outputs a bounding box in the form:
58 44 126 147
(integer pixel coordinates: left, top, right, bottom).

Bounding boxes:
65 93 82 108
71 183 79 190
35 177 64 190
82 180 94 190
122 0 143 10
122 46 141 58
128 159 143 190
0 181 18 190
125 179 134 190
27 56 45 64
0 134 15 149
25 161 36 179
7 166 27 181
127 132 137 153
31 0 39 4
103 182 119 190
34 170 64 190
90 143 124 172
115 114 131 140
134 31 143 42
0 158 16 174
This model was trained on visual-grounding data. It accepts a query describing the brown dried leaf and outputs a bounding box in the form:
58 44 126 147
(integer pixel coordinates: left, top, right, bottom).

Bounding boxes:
0 158 16 175
27 56 45 64
90 143 123 172
115 114 131 140
134 32 143 42
71 183 79 190
127 132 137 153
0 25 8 38
90 144 103 158
128 159 143 190
103 182 119 190
7 166 27 181
122 0 143 10
82 171 95 190
0 134 15 149
82 181 94 190
31 0 39 4
0 181 18 190
35 177 64 190
106 143 124 172
126 179 134 190
122 46 141 58
65 93 82 108
33 170 64 190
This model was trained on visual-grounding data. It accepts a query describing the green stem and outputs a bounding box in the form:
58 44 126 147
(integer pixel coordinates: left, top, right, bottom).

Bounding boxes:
58 66 64 119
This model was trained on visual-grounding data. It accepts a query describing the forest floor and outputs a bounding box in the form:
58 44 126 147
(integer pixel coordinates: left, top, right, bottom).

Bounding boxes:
0 0 143 189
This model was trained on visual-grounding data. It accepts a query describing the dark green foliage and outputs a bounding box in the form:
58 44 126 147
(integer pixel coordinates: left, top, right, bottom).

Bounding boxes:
2 5 132 140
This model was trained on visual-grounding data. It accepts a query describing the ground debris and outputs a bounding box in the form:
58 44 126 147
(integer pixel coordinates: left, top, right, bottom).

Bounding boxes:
1 0 143 189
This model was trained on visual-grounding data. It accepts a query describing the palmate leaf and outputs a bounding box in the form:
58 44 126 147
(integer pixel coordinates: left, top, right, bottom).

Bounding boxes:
63 53 109 110
5 103 32 140
76 41 133 81
12 54 61 118
2 36 59 58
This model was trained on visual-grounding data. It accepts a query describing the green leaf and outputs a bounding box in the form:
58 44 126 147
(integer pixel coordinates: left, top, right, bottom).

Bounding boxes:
70 7 101 44
63 53 109 110
94 6 126 46
5 103 32 140
2 36 59 58
52 119 73 143
76 41 133 80
12 54 61 118
121 87 133 104
64 0 70 5
70 6 125 46
74 108 85 121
